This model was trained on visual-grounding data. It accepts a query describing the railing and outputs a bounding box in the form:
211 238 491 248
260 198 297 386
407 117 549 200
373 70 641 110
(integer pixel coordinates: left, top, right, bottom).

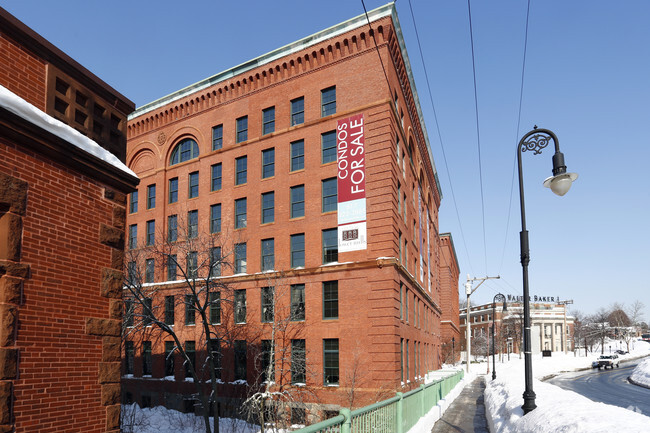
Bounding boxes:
295 369 464 433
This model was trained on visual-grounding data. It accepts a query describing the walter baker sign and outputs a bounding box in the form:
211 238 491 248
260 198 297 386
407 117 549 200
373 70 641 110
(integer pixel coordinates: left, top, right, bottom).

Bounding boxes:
337 114 367 252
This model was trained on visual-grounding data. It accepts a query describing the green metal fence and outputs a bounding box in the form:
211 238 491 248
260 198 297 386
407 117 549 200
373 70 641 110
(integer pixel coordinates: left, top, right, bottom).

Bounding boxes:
295 369 464 433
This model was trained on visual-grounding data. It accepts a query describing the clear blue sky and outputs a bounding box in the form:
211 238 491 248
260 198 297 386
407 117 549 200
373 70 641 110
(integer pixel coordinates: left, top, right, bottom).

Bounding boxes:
4 0 649 322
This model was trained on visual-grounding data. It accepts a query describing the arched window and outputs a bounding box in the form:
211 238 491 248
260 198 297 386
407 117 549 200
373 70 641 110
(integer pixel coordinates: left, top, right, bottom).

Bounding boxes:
169 138 199 166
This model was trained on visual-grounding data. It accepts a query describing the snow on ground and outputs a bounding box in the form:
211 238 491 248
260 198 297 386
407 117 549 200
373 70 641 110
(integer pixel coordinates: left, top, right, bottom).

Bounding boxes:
484 339 650 433
630 357 650 388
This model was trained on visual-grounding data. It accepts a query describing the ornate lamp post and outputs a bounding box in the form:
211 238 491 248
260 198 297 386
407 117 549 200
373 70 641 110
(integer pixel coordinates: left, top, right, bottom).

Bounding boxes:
517 126 577 414
492 293 507 380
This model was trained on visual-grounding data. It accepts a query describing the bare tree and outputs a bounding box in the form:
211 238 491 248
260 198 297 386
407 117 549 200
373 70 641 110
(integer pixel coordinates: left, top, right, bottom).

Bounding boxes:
588 308 611 354
628 300 646 329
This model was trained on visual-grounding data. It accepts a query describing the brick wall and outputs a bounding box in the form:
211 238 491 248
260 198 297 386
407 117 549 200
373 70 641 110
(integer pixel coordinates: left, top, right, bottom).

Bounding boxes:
0 32 46 110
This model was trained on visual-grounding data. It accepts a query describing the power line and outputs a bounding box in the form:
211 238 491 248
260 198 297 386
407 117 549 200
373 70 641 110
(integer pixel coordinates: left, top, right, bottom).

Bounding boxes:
360 0 392 92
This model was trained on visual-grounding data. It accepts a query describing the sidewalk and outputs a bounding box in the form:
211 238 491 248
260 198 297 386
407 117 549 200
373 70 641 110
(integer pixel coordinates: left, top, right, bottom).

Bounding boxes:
430 376 489 433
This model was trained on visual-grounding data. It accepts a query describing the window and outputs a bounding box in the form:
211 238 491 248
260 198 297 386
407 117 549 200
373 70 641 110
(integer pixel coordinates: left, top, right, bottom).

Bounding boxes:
290 185 305 218
210 163 221 191
210 292 221 324
291 97 304 126
212 124 223 150
125 300 134 327
290 284 305 321
261 340 274 382
145 258 154 283
236 116 248 143
323 281 338 319
129 191 138 213
209 247 221 278
164 341 175 377
261 191 274 224
323 339 339 385
322 229 338 263
188 172 199 198
185 295 196 325
210 204 221 233
125 341 134 374
142 341 152 375
321 130 336 164
127 261 137 285
405 340 409 380
187 251 198 279
405 289 409 322
291 408 306 426
169 178 178 203
234 289 246 323
235 243 247 274
235 156 247 185
261 238 274 271
128 224 137 249
399 283 403 320
321 86 336 117
235 198 247 229
146 220 155 246
398 182 401 216
168 215 177 242
290 234 305 268
291 339 306 384
290 140 304 171
398 231 402 263
262 107 275 135
261 287 274 322
146 184 156 209
210 339 221 379
164 295 175 325
170 138 199 165
184 341 195 379
262 148 275 178
234 340 247 380
188 210 198 238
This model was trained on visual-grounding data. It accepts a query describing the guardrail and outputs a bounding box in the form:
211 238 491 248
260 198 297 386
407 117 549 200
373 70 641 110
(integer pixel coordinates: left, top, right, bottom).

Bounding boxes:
295 369 464 433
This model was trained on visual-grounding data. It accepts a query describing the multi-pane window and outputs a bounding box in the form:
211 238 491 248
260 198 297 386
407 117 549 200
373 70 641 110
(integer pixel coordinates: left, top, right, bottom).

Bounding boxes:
184 341 195 379
322 178 337 212
234 340 247 380
168 215 177 242
290 284 305 321
209 247 222 278
127 261 137 285
169 177 178 203
235 198 247 229
261 191 274 224
145 258 154 283
262 107 275 135
322 229 338 264
321 86 336 117
234 289 246 323
323 339 339 385
185 295 196 325
321 130 336 164
290 233 305 268
210 339 221 379
261 287 274 323
209 292 221 324
186 251 198 279
129 191 138 213
235 243 247 274
142 341 152 375
261 340 274 382
128 224 137 249
146 220 155 246
188 171 199 198
164 341 175 377
291 339 306 384
125 341 134 374
125 300 134 327
290 140 304 171
147 184 156 209
211 163 222 191
323 281 338 319
235 156 247 185
164 295 175 325
291 97 304 126
188 210 198 238
212 124 223 150
290 185 305 218
170 139 199 165
262 148 275 178
261 238 274 271
236 116 248 143
210 204 221 233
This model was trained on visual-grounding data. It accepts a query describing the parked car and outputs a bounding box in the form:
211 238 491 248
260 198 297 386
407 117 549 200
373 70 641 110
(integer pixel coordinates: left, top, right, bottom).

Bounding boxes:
591 360 600 368
615 349 628 355
597 354 620 369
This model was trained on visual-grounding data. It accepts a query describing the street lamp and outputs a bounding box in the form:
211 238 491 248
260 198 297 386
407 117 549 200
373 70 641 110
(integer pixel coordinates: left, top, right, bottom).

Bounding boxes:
492 293 507 380
517 126 577 415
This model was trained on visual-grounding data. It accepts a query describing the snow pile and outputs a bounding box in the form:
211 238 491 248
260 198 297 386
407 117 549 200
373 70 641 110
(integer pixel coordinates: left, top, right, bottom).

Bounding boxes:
630 357 650 388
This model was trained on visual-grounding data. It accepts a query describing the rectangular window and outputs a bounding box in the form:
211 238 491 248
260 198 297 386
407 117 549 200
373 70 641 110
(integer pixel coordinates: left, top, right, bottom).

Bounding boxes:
262 106 275 135
323 281 338 319
235 156 247 185
212 124 223 150
235 243 247 274
125 341 134 374
234 289 246 323
169 178 178 203
209 247 222 278
400 338 404 382
234 340 247 380
142 341 152 375
322 178 337 213
290 233 305 268
168 215 177 242
147 184 155 209
399 283 403 319
262 148 275 178
210 339 221 379
187 251 198 279
187 210 198 238
167 254 177 281
185 341 195 379
261 287 274 323
406 340 409 380
290 97 304 126
321 86 336 117
128 224 137 249
261 238 274 271
145 258 154 283
290 185 305 218
185 294 196 325
261 340 274 382
127 261 137 285
405 289 409 322
210 292 221 324
321 130 336 164
210 204 221 233
164 295 175 325
322 229 338 264
323 339 339 385
291 339 306 384
398 182 401 216
398 231 402 263
290 140 304 171
164 341 175 377
235 198 247 229
211 163 222 191
188 172 199 198
261 191 274 224
236 116 248 143
146 220 155 246
129 190 138 213
290 284 305 321
125 300 134 327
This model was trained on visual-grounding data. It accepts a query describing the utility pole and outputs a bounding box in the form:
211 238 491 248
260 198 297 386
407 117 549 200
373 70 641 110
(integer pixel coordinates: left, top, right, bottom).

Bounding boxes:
464 274 500 373
558 299 573 354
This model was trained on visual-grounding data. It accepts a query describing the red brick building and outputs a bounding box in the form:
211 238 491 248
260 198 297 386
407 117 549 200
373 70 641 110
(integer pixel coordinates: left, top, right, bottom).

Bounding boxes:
439 233 460 363
124 3 459 420
0 7 137 432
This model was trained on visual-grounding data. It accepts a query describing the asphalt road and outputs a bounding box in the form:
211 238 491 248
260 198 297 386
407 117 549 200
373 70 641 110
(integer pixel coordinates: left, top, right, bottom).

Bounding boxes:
547 360 650 415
